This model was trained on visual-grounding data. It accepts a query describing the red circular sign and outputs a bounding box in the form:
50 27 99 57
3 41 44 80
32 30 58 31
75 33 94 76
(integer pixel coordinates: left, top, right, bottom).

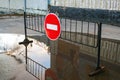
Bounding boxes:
44 13 61 41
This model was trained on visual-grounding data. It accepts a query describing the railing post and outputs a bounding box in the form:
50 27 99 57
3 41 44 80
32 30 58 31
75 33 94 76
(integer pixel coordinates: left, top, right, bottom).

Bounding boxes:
24 0 27 39
24 0 27 70
96 23 102 69
89 23 105 76
19 0 33 70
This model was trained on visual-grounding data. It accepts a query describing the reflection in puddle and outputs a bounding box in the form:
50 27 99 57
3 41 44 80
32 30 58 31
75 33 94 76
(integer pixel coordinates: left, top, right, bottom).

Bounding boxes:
0 33 50 68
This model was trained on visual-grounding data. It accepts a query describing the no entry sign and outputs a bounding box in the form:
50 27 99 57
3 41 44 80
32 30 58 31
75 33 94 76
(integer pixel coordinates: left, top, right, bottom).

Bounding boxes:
44 13 61 41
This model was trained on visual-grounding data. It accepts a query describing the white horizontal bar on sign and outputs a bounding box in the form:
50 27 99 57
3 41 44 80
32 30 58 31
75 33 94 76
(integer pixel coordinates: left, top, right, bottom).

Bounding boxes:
46 24 58 31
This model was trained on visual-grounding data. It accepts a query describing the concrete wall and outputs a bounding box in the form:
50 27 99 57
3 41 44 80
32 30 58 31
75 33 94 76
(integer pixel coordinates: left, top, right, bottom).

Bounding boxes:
50 0 120 10
50 31 120 80
0 0 48 15
0 0 48 10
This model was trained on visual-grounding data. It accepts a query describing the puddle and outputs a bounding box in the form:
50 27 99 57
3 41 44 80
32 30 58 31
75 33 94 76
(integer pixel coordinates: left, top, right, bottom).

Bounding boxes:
0 33 50 68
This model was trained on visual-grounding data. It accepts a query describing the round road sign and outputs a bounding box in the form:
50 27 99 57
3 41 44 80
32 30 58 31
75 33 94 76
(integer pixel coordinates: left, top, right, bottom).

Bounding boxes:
44 13 61 41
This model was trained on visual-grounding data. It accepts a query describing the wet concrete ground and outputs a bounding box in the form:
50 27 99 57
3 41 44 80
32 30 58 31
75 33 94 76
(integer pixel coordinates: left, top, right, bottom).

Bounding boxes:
0 53 37 80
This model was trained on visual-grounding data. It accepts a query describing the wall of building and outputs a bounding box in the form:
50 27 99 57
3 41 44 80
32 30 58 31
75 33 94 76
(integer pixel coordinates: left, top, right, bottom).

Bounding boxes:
50 0 120 10
0 0 48 14
0 0 48 10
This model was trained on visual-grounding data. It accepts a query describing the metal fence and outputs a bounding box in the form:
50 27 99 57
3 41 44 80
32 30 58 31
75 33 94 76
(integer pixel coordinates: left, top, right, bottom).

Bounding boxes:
26 13 45 33
25 3 120 78
26 14 99 48
60 18 98 47
27 57 47 80
78 34 120 64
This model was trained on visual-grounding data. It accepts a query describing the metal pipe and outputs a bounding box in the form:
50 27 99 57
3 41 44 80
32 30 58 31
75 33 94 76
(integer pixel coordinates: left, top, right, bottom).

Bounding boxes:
24 0 28 69
96 23 102 69
24 0 27 38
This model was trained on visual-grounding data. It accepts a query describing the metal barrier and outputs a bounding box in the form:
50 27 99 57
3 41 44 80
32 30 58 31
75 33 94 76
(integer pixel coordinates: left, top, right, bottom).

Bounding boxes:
80 37 120 64
27 57 47 80
26 13 45 33
25 8 102 75
60 18 98 47
24 3 120 77
26 14 99 48
25 12 103 75
20 1 48 79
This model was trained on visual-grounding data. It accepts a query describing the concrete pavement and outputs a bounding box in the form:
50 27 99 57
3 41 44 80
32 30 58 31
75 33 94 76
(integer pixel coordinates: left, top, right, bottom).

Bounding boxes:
0 53 37 80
